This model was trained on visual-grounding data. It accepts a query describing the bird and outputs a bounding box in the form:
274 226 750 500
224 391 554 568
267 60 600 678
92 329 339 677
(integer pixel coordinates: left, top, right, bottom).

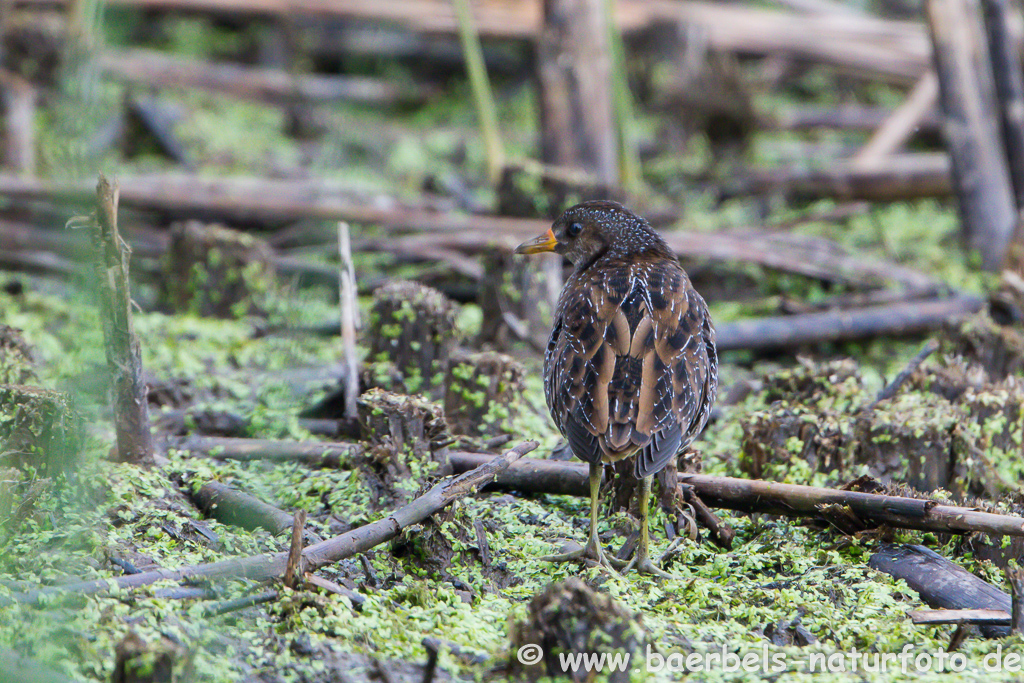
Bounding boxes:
514 200 718 576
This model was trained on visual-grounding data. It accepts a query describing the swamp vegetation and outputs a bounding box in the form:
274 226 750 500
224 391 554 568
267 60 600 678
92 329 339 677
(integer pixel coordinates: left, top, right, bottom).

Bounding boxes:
1 1 1024 681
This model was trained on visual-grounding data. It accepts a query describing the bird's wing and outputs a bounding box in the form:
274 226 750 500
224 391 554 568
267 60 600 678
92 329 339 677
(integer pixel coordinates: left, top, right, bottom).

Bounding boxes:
546 259 717 477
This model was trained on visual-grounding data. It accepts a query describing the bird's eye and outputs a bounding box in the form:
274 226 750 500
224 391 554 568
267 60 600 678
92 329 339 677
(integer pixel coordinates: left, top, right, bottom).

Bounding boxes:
567 222 583 238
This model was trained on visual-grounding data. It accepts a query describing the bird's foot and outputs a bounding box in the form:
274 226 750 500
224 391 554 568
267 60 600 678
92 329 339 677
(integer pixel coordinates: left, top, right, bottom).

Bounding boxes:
541 538 619 574
622 551 675 579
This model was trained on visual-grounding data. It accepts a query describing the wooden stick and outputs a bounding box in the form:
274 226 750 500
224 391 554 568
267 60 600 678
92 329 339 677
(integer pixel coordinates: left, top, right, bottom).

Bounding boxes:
851 70 939 167
4 441 537 603
981 0 1024 208
168 435 363 468
722 152 953 202
89 175 154 465
190 482 295 536
337 222 359 420
283 509 307 588
908 608 1011 625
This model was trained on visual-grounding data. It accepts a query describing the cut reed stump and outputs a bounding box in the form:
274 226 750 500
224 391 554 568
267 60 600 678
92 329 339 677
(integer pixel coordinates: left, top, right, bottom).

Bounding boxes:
357 388 453 506
161 221 277 318
443 350 525 436
366 280 457 397
89 176 153 465
112 630 185 683
477 245 560 352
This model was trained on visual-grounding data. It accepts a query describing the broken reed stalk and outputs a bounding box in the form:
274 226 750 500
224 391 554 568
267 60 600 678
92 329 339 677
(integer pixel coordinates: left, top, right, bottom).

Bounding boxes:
337 222 360 420
90 175 154 465
283 509 307 589
908 608 1011 625
452 0 504 185
4 441 537 604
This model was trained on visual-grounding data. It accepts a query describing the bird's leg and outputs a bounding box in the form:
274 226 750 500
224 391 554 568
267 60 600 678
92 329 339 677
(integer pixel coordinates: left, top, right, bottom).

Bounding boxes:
541 462 616 572
623 475 674 579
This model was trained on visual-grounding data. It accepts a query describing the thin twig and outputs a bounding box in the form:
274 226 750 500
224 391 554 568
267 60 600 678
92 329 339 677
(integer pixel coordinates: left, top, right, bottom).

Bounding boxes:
865 337 940 410
338 222 360 420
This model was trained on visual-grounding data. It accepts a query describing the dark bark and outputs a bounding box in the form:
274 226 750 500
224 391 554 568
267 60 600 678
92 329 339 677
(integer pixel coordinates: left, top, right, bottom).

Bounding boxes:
981 0 1024 208
870 543 1012 637
927 0 1017 269
190 481 295 536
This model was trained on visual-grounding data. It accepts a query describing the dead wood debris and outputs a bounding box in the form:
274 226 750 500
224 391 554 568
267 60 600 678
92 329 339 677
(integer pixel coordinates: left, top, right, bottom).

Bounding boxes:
870 543 1013 638
2 440 537 604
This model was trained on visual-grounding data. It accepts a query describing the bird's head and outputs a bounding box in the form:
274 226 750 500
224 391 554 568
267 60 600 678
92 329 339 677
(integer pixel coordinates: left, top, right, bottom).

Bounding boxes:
514 200 672 270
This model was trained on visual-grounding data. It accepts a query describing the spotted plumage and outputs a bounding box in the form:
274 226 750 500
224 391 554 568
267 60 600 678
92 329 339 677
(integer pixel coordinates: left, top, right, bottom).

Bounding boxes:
515 200 718 576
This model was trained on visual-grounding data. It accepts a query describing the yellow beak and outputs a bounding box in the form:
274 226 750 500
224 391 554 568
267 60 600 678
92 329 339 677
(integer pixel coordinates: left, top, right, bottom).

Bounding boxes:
514 228 558 254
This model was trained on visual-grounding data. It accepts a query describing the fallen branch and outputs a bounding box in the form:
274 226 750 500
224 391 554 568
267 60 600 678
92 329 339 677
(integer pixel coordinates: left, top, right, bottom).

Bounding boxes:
685 474 1024 537
714 294 982 352
283 510 307 588
870 543 1012 637
191 481 296 536
851 70 939 166
5 441 537 604
722 153 952 202
99 49 434 106
446 454 1024 539
168 435 363 469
